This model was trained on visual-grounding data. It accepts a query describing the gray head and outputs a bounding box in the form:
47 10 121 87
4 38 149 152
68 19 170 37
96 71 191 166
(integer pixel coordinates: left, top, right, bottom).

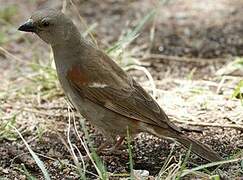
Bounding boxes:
18 9 80 46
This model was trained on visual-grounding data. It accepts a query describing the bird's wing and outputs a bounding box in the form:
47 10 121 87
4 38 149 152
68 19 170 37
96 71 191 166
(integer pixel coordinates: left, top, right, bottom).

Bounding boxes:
66 64 180 132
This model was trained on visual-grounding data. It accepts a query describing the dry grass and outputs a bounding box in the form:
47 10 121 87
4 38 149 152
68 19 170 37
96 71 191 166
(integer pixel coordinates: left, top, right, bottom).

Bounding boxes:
0 0 243 179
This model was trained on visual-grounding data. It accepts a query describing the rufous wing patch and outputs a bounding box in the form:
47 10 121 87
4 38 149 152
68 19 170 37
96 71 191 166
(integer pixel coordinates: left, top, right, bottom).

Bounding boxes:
66 66 89 86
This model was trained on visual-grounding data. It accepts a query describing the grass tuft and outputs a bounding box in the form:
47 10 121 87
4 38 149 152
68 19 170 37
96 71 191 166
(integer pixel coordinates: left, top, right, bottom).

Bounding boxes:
107 10 156 54
10 125 51 180
0 116 18 141
17 164 37 180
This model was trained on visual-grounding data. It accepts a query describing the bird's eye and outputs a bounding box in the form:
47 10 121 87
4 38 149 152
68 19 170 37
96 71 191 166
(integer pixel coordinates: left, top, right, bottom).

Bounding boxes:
42 20 50 27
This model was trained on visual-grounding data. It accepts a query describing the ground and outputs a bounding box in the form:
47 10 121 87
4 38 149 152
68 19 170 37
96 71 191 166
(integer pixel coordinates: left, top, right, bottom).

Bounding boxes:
0 0 243 179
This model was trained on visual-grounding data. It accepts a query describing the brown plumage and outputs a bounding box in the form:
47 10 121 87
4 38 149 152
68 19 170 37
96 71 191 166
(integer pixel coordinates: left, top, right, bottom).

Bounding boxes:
18 9 223 162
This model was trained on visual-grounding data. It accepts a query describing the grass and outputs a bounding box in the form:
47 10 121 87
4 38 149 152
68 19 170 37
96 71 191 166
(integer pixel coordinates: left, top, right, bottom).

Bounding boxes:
232 80 243 104
24 62 61 100
126 127 135 179
106 10 156 54
0 5 18 22
0 0 243 179
0 116 18 141
0 5 21 45
216 57 243 105
0 46 61 101
156 147 242 179
1 3 155 179
10 125 51 180
17 164 37 180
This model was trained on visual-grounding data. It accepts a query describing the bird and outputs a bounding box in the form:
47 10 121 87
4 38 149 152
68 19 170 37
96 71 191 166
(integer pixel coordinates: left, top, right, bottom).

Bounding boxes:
18 9 223 162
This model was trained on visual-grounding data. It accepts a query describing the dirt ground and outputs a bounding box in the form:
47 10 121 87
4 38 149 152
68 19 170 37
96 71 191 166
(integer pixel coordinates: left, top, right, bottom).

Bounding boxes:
0 0 243 179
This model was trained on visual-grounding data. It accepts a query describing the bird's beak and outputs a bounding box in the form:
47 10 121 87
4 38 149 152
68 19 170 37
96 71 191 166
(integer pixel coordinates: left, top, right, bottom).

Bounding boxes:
18 19 36 33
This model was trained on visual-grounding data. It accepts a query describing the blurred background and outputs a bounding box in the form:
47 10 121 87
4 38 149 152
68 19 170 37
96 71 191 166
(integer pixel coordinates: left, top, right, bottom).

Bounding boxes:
0 0 243 179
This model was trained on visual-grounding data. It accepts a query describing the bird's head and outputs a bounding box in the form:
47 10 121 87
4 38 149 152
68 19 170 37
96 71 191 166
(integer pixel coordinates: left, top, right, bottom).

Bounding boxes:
18 9 79 46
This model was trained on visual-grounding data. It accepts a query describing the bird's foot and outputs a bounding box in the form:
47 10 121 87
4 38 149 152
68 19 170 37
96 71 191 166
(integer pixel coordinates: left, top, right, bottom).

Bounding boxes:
96 136 126 155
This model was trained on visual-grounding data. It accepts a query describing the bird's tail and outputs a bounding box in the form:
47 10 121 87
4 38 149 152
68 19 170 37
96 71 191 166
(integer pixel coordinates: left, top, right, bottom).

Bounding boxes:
175 133 223 162
145 125 223 162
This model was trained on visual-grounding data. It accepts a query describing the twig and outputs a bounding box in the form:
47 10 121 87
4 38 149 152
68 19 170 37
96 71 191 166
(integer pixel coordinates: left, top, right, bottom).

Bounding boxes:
71 104 102 178
124 65 157 98
140 54 227 63
23 108 71 118
170 117 243 131
66 106 85 176
216 76 226 94
0 46 53 70
0 46 26 64
18 135 40 149
152 79 220 87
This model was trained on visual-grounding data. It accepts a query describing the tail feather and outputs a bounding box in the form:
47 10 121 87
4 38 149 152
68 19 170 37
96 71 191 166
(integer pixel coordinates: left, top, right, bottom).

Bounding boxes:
146 125 223 162
175 134 223 162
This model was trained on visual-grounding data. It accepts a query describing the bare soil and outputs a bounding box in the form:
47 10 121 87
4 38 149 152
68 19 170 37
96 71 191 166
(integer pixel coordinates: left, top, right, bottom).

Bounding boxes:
0 0 243 179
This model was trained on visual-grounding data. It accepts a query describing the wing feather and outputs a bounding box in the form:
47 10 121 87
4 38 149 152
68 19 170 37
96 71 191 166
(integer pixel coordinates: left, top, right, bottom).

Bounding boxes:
67 65 180 132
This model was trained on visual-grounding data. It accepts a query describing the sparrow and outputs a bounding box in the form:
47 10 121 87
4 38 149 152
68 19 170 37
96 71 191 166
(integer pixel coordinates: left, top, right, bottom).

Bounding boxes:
18 9 223 162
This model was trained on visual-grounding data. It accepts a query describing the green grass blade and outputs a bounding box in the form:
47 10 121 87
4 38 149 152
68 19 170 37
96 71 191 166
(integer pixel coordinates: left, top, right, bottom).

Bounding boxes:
78 117 108 179
126 127 134 180
176 145 191 179
107 10 156 54
180 158 241 177
10 125 51 180
19 164 37 180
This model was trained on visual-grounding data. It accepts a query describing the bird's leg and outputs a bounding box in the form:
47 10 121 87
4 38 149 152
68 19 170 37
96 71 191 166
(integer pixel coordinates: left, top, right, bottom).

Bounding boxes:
109 136 125 152
105 136 126 155
97 136 125 155
96 141 110 153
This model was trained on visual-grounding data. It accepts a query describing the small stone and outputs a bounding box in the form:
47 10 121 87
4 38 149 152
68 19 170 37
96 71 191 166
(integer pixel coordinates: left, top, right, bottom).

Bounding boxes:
0 167 9 174
134 169 150 179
